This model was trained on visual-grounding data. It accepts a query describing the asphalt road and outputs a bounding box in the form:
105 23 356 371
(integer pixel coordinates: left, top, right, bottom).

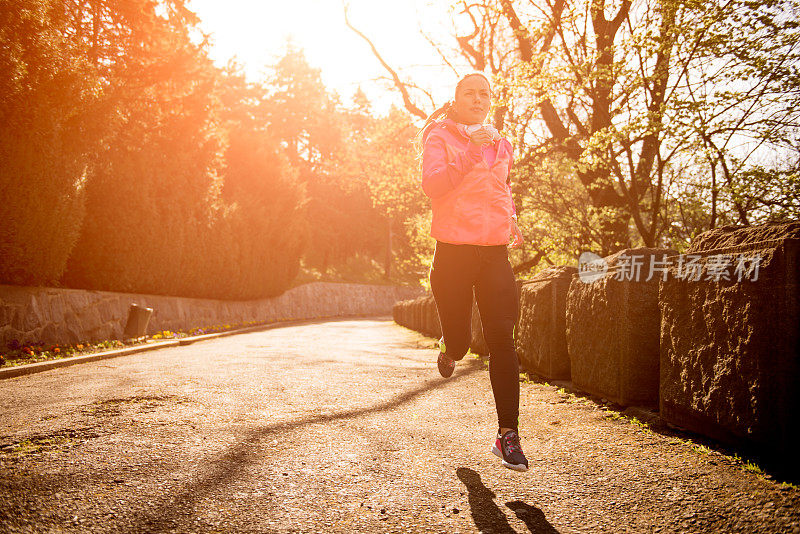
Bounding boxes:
1 316 798 533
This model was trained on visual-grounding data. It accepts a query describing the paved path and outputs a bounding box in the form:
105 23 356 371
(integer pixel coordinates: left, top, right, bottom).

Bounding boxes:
1 317 798 533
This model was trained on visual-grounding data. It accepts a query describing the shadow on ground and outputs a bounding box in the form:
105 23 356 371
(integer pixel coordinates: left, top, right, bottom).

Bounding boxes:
457 467 559 534
123 360 484 533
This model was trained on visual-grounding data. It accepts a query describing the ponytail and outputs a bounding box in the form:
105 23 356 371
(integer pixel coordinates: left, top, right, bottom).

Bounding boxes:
415 101 453 155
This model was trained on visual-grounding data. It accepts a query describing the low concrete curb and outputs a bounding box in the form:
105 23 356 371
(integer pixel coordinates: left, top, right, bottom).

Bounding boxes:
0 340 180 380
1 315 382 381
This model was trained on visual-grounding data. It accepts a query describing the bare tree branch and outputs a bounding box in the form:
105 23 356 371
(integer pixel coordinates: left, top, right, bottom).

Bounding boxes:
343 4 427 119
455 2 486 69
420 29 461 77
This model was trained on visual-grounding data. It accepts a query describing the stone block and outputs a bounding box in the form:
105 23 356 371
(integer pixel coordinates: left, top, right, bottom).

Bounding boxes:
419 296 435 336
399 300 409 327
516 266 577 380
49 295 67 324
659 221 799 477
0 325 18 349
406 299 415 329
39 323 60 344
88 323 115 342
417 297 428 333
96 298 119 325
69 291 90 310
19 296 43 331
566 247 676 407
77 306 102 332
424 296 442 338
65 325 84 345
392 301 403 325
400 299 412 329
417 296 429 335
110 323 124 340
407 298 418 331
1 305 19 332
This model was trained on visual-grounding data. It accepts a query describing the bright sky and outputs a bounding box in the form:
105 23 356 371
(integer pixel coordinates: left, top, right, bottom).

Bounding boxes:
187 0 465 115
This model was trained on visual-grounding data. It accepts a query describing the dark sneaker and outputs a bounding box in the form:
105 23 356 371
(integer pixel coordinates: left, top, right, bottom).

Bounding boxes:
491 429 529 472
437 337 455 378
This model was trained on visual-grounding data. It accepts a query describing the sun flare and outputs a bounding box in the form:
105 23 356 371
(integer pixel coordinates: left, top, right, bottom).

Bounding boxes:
188 0 454 107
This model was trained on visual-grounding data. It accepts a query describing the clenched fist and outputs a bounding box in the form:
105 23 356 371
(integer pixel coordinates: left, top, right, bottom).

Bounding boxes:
468 127 494 147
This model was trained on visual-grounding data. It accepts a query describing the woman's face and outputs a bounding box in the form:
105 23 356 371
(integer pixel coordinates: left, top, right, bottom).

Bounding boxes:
452 75 491 124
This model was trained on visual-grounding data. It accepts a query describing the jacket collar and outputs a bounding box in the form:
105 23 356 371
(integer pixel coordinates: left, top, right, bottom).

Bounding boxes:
439 117 469 141
438 117 510 156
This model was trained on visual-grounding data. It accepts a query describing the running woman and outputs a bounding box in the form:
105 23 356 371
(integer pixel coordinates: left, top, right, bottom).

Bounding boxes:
418 72 528 472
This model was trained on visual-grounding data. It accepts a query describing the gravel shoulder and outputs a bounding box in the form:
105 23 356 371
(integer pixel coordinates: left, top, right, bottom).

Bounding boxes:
1 316 798 533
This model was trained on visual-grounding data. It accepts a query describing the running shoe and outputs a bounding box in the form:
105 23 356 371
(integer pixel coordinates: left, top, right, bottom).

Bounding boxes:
491 429 529 472
437 337 455 378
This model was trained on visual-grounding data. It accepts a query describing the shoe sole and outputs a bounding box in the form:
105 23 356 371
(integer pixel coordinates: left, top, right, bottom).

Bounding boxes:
491 444 529 472
437 354 455 378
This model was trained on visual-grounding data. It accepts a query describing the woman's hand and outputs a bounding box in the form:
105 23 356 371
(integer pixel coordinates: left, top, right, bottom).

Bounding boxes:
468 127 493 146
509 219 524 248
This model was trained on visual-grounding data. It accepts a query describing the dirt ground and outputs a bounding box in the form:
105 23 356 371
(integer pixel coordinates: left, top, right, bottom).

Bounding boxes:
1 316 798 533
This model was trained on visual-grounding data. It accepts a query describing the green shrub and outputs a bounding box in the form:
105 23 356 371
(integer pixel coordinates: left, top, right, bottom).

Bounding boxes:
0 0 99 286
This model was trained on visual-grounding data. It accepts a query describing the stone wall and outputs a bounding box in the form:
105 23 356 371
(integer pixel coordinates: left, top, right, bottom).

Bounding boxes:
0 282 424 347
566 247 676 408
659 222 799 477
516 266 576 380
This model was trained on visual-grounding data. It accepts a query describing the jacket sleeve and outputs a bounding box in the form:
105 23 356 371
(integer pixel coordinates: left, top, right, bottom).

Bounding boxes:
421 132 484 199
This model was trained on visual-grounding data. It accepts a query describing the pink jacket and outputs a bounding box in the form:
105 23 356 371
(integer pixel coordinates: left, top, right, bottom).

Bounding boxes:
421 118 516 246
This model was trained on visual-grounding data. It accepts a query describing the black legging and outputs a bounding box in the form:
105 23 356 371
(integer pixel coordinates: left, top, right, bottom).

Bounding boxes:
429 240 520 431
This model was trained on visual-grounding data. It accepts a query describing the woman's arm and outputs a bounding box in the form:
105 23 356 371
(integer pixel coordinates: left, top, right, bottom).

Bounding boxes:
421 133 484 199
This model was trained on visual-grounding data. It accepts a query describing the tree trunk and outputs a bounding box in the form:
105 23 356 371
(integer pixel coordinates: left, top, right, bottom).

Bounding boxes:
384 219 392 279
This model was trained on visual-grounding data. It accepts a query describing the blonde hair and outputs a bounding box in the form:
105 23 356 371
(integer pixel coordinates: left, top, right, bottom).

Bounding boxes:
416 72 492 152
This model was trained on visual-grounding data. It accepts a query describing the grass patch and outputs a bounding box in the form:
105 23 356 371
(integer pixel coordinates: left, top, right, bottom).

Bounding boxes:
731 453 766 476
554 387 596 407
81 394 182 417
743 460 764 475
627 416 653 433
595 407 654 434
0 429 97 457
692 443 712 455
10 436 70 454
601 410 626 421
